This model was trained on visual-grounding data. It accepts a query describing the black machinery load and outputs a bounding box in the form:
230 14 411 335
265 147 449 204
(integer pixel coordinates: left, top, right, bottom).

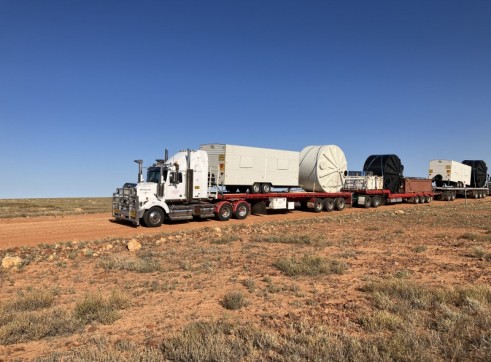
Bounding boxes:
462 160 488 188
363 154 404 193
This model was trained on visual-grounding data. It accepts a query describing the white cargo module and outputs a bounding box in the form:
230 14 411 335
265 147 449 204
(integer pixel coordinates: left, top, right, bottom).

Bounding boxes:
428 160 471 187
200 144 300 189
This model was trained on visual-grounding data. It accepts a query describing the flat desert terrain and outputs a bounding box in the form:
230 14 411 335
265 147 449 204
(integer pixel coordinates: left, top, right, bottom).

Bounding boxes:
0 198 490 361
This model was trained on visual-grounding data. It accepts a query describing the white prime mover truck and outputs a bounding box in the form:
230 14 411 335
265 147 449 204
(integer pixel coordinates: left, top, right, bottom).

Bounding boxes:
112 145 351 227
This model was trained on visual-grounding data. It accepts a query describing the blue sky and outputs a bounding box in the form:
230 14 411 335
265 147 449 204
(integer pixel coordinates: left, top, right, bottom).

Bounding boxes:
1 0 490 198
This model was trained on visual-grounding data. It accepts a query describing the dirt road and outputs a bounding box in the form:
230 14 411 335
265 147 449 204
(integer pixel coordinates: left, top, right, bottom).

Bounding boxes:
0 198 486 249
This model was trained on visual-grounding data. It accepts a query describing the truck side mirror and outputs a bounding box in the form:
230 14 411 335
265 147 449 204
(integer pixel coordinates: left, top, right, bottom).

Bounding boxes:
170 171 182 184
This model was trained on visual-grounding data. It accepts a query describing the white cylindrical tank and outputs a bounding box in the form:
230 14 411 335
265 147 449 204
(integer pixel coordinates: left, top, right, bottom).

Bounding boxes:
299 145 348 192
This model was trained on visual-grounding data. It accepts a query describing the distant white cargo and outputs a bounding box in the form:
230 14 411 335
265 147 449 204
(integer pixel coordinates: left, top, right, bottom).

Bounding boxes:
299 145 348 193
428 160 471 187
200 144 299 193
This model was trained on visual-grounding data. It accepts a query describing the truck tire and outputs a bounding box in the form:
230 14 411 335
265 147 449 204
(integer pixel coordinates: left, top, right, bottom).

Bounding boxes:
313 198 323 213
364 196 371 208
251 183 261 194
217 202 233 221
335 197 346 211
261 183 271 193
323 198 335 212
234 201 250 220
144 207 164 227
371 196 381 208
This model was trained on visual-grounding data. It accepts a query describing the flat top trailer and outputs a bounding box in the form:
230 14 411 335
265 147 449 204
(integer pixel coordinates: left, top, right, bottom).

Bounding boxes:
207 190 353 219
214 191 352 201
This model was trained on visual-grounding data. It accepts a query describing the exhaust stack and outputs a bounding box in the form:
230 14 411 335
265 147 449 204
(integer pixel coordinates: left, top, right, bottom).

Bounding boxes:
134 160 143 183
186 149 194 202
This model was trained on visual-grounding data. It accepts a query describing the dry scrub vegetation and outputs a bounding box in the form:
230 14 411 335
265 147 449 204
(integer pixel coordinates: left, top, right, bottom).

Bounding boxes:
0 199 490 361
0 198 112 218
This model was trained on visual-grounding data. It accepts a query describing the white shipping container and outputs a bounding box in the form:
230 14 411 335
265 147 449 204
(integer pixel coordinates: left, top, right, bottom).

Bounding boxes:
200 144 299 188
428 160 471 186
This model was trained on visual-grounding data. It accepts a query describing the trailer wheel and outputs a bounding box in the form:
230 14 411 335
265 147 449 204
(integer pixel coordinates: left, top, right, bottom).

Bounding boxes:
371 196 381 208
144 207 164 227
217 202 233 221
420 196 426 204
261 183 271 193
425 196 432 203
313 198 323 213
413 196 420 204
234 201 250 220
335 197 346 211
364 196 372 208
251 183 261 194
451 192 456 201
323 198 335 212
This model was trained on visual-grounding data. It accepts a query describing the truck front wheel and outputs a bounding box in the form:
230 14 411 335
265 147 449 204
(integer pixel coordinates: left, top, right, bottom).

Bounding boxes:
144 207 164 227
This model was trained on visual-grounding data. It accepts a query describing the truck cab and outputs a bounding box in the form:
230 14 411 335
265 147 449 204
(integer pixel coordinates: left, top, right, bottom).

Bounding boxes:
112 149 212 227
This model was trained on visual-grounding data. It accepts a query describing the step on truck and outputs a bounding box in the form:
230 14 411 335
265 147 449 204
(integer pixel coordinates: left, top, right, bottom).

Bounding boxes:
112 145 352 227
429 160 489 201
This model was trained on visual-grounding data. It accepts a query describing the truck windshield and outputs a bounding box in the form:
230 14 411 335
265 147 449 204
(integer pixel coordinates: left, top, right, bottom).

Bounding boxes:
147 168 167 183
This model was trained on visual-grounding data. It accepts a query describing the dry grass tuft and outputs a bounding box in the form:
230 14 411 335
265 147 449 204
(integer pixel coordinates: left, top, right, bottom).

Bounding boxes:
221 291 248 310
274 255 347 276
0 289 78 344
98 255 162 273
74 290 130 325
